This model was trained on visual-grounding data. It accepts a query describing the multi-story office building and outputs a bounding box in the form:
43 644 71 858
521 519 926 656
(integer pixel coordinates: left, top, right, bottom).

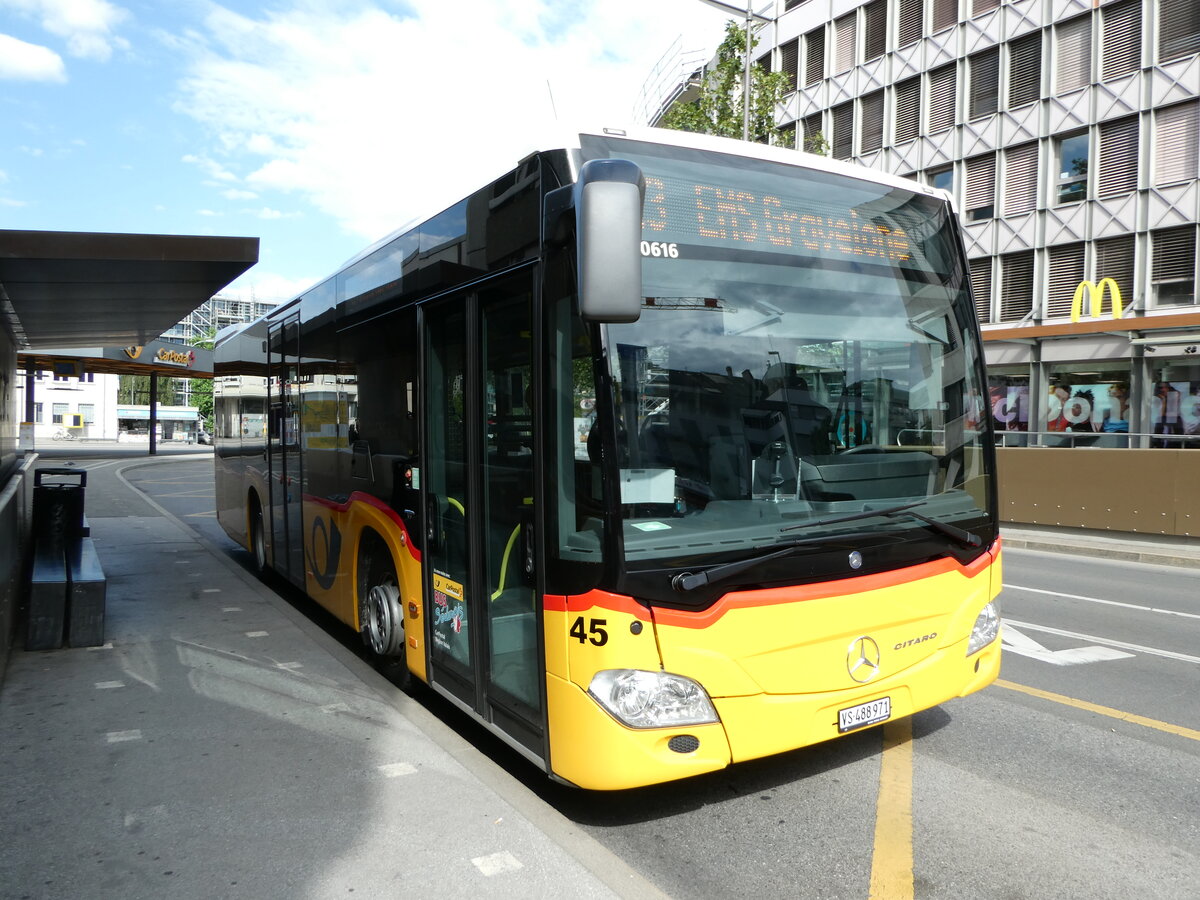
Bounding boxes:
652 0 1200 449
161 294 279 346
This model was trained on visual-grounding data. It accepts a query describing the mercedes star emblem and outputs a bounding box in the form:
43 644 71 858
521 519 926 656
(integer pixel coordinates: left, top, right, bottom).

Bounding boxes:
847 636 881 683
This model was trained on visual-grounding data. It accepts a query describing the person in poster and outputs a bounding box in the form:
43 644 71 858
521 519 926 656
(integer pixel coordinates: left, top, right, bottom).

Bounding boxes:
1046 383 1071 432
1101 382 1130 433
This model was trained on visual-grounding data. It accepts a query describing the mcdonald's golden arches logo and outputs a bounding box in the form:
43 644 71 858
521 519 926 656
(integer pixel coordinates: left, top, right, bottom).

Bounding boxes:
1070 278 1123 323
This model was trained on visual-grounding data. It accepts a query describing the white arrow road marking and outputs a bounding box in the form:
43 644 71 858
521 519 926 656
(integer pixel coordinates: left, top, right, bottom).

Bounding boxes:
1002 622 1135 665
1005 618 1200 665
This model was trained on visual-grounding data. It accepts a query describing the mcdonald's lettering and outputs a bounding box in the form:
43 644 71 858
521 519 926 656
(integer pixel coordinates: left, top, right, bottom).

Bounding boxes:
1070 278 1123 323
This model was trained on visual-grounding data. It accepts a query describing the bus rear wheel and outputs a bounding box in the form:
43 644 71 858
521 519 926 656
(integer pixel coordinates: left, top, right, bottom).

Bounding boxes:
250 500 268 578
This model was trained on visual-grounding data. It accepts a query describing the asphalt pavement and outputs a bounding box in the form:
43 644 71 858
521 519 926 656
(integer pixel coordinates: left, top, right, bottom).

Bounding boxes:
0 451 666 900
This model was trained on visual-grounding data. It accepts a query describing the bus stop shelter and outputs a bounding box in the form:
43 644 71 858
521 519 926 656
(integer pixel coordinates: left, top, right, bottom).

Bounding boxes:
2 228 259 454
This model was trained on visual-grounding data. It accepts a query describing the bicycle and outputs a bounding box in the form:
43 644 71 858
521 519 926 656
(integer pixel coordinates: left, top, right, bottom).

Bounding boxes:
51 427 78 441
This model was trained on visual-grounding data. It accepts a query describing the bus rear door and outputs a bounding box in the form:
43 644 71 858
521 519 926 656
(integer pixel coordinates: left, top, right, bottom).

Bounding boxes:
267 313 305 587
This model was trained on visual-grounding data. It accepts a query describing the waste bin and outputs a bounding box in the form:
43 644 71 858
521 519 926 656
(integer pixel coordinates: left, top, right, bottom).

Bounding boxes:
26 468 89 650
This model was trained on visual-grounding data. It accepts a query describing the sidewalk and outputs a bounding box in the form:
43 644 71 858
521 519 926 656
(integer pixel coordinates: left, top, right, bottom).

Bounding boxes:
1001 523 1200 569
0 456 665 900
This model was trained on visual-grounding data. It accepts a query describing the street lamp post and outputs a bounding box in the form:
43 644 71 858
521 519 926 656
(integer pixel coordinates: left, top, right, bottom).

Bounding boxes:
694 0 776 141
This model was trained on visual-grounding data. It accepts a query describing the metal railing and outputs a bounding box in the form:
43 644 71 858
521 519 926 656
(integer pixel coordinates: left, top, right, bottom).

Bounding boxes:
995 429 1200 449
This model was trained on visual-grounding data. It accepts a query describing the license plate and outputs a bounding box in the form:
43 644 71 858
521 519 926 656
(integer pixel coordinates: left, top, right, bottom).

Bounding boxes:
838 696 891 733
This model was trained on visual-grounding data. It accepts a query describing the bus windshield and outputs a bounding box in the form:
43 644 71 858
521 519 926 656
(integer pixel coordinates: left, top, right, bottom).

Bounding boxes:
582 136 992 567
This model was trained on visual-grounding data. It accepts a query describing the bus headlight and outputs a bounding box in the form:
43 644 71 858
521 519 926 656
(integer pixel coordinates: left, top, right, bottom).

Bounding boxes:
967 601 1000 655
588 669 719 729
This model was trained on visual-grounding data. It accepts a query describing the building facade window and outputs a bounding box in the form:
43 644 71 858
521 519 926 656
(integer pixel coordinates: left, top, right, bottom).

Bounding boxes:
1045 243 1086 318
1158 0 1200 65
1056 15 1091 94
969 257 993 322
969 48 1000 119
51 403 68 425
894 77 920 143
931 0 957 35
1102 0 1141 80
33 402 43 423
964 154 996 220
831 102 853 159
1056 132 1090 204
928 165 954 194
863 0 887 63
860 90 884 154
928 64 957 133
1094 235 1136 311
1004 141 1040 215
973 0 1000 14
780 39 799 93
1155 101 1198 186
804 27 824 86
1000 251 1035 321
897 0 922 49
835 12 856 74
1007 32 1042 108
1151 226 1196 306
1097 116 1139 197
802 112 824 152
989 369 1032 440
78 403 96 425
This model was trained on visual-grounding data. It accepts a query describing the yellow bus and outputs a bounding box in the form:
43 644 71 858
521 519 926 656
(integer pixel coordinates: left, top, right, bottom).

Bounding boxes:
214 127 1001 790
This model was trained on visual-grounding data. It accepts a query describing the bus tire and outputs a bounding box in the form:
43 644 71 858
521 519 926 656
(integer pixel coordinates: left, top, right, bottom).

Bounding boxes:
358 537 409 685
250 497 269 578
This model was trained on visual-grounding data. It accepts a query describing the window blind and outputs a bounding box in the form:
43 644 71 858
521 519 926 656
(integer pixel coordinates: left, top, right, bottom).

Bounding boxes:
898 0 923 48
1155 102 1198 185
965 155 996 219
970 48 1000 119
863 0 887 62
860 91 884 154
973 0 1000 14
1000 252 1035 321
1056 15 1091 93
780 39 799 93
895 77 921 143
1046 243 1085 317
1159 0 1200 65
928 64 957 133
969 257 993 323
835 13 856 73
1093 235 1135 302
1152 227 1196 284
931 0 957 35
1102 0 1141 80
832 102 854 159
1008 32 1042 108
805 27 825 86
1003 142 1039 215
1098 116 1139 198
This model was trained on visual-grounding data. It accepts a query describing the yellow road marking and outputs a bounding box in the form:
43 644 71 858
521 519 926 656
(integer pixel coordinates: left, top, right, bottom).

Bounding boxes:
868 717 914 900
997 679 1200 742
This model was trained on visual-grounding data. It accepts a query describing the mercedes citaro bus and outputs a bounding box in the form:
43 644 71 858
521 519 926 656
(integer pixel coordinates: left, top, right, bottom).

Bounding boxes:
213 126 1001 790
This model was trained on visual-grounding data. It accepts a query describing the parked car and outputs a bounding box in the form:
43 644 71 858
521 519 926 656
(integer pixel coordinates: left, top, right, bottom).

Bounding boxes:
196 430 212 445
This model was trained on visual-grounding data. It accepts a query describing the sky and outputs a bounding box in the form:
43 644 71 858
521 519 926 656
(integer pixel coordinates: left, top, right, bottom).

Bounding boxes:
0 0 730 303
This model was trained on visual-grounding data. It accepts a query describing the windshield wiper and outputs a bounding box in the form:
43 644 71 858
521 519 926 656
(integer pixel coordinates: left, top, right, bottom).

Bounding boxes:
670 530 880 593
780 500 982 548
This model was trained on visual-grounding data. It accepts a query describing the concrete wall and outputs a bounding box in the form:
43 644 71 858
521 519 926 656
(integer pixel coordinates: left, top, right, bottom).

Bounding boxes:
997 448 1200 537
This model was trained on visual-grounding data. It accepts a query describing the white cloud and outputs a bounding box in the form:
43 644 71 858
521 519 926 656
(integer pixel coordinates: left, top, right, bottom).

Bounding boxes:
173 0 727 245
197 208 221 216
181 153 238 182
0 197 28 208
221 188 258 200
0 0 130 61
0 32 67 81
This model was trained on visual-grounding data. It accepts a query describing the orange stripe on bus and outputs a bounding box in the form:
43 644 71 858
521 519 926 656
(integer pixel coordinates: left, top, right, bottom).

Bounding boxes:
546 541 997 630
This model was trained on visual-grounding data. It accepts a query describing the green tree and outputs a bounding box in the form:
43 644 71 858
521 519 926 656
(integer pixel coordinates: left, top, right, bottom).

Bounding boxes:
118 374 176 405
659 20 793 146
188 329 216 431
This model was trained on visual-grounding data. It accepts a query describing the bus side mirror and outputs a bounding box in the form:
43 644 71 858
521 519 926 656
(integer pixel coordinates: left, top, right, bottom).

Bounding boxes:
575 158 644 324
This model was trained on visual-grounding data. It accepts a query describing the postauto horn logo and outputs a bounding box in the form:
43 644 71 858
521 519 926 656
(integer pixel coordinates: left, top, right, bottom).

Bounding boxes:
1070 278 1123 323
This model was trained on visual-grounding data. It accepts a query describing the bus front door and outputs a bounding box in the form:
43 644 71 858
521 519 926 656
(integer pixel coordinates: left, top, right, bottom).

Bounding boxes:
423 272 543 756
267 314 305 587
